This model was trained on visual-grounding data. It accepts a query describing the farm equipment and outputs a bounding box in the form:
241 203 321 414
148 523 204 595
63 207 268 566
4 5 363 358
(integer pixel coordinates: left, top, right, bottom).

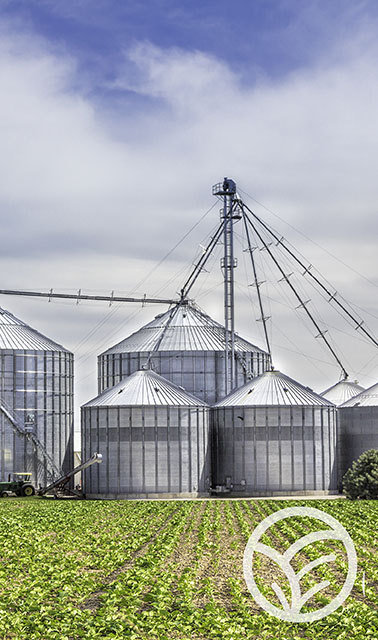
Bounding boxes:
0 454 102 499
0 397 102 499
37 452 102 498
0 472 35 497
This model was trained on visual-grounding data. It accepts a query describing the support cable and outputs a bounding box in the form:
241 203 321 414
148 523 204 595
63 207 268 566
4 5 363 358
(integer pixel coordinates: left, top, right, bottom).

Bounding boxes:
180 216 228 300
131 200 219 296
241 209 272 363
239 186 378 291
144 211 228 367
145 301 182 368
242 201 378 350
243 209 348 379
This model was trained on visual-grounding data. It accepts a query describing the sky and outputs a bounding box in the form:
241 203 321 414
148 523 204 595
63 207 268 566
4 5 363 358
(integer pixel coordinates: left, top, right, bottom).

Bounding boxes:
1 0 378 448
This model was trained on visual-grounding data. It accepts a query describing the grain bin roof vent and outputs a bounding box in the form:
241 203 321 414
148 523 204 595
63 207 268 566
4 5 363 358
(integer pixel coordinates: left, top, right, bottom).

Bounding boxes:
0 306 70 352
321 379 365 406
83 369 209 407
214 370 334 407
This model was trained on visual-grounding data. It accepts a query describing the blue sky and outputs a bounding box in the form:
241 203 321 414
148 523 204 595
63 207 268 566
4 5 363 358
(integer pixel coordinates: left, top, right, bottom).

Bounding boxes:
4 0 329 81
3 1 377 99
1 0 378 433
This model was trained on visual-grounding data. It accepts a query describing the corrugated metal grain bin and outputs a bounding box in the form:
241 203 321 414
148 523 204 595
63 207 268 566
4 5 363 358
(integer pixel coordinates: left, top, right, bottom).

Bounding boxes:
321 379 365 406
338 381 378 478
0 307 74 485
82 369 210 498
98 302 270 404
212 370 338 496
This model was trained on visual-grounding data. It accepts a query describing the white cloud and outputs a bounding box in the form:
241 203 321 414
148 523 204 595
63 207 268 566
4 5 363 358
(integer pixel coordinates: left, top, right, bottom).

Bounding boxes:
119 42 238 112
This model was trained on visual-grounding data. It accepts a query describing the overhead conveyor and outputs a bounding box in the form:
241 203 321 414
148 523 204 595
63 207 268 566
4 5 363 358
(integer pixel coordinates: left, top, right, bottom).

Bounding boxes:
0 289 177 306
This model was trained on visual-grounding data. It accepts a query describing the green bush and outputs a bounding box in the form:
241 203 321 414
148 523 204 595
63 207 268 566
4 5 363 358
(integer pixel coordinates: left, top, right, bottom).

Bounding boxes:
343 449 378 499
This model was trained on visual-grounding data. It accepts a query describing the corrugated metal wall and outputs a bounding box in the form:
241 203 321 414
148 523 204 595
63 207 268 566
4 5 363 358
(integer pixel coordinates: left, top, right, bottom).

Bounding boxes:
98 350 270 404
338 406 378 479
82 405 211 497
212 405 338 495
0 349 74 485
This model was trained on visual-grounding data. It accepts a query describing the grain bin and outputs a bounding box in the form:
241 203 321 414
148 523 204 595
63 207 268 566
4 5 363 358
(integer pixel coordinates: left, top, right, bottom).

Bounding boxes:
98 301 270 404
321 379 365 406
0 307 74 485
82 368 210 498
212 369 338 496
338 381 378 478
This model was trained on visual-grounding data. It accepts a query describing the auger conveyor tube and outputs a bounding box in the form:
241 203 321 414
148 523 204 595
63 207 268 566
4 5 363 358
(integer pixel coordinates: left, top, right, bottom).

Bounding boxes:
38 453 102 496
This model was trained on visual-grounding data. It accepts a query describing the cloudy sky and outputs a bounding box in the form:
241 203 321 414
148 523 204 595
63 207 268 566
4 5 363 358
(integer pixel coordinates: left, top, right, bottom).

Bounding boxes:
1 0 378 445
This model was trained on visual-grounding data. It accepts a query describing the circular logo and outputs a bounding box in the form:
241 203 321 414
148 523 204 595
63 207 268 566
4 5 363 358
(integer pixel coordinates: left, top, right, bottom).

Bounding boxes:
243 506 357 622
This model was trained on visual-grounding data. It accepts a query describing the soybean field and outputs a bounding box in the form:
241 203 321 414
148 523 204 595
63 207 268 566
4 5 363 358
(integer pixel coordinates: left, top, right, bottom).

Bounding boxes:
0 498 377 639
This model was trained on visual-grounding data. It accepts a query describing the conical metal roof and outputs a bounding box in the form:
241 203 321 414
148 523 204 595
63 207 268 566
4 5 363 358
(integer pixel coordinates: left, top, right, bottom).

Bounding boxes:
215 370 334 407
320 379 365 407
83 369 209 407
0 307 70 352
101 303 268 356
339 380 378 407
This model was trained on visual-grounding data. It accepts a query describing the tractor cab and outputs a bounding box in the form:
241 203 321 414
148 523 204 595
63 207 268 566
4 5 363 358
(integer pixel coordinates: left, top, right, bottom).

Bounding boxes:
9 472 32 482
0 472 35 497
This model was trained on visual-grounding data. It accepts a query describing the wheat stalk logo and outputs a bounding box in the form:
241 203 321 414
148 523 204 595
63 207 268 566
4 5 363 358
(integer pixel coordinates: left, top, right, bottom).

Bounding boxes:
243 506 357 622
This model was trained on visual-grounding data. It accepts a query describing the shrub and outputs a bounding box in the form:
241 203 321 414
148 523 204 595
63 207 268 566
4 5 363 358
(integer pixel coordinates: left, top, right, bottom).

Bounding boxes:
343 449 378 499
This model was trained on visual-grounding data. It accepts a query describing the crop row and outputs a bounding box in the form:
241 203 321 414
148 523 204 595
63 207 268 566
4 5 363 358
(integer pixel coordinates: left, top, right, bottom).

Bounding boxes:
0 498 376 639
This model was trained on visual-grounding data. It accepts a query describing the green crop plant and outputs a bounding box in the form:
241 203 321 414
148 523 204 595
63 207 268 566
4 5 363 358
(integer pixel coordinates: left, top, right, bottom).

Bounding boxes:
0 498 376 639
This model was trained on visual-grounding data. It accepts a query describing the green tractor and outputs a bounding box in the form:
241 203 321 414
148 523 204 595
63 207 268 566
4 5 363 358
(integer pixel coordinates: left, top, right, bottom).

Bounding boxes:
0 473 35 497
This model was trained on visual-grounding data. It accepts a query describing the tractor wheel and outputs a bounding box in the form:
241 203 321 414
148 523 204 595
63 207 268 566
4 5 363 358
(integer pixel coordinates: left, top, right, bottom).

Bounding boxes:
1 491 9 498
21 484 35 497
